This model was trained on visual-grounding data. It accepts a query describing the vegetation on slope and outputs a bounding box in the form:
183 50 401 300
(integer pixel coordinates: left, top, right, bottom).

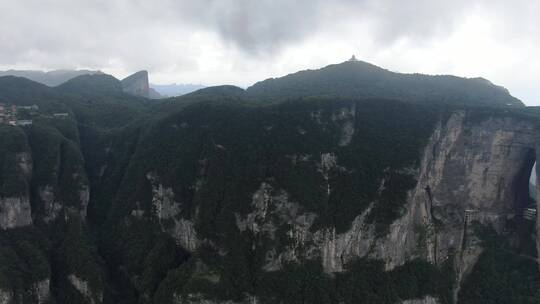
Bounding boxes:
247 60 523 107
0 125 30 197
1 62 539 304
458 226 540 304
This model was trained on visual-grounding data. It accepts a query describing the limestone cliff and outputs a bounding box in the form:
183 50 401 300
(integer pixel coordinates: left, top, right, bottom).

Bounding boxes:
68 274 103 304
121 70 150 98
0 196 32 229
137 103 539 304
0 149 33 229
146 172 200 251
0 289 12 304
405 112 540 286
402 296 440 304
227 109 540 302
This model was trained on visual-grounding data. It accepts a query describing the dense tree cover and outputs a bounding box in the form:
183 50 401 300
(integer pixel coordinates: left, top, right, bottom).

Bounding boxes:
0 66 538 304
0 125 30 197
57 74 124 97
26 121 89 215
246 60 524 107
0 89 107 302
57 75 152 130
110 98 440 236
97 218 189 304
458 226 540 304
92 97 448 303
49 216 104 304
151 256 455 304
0 227 50 302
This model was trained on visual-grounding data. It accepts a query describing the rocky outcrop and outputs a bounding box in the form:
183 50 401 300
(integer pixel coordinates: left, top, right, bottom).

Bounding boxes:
0 151 33 229
79 184 90 218
402 296 439 304
146 172 200 251
33 278 50 304
121 71 150 98
332 104 356 146
236 182 318 271
0 289 12 304
0 196 32 229
39 186 62 223
16 152 32 176
310 104 356 146
237 110 540 301
406 112 540 288
68 274 103 304
173 294 258 304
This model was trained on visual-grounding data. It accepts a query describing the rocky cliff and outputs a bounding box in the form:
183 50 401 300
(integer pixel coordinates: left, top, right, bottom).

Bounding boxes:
0 121 100 304
224 108 539 278
1 71 539 304
121 70 150 98
136 105 539 304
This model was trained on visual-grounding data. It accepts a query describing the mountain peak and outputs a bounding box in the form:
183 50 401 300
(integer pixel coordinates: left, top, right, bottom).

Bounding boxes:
121 71 150 98
0 69 101 86
58 73 123 96
247 60 523 107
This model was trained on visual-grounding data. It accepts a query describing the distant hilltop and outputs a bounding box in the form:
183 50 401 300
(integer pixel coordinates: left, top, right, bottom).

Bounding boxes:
0 69 205 98
246 57 523 107
0 69 102 87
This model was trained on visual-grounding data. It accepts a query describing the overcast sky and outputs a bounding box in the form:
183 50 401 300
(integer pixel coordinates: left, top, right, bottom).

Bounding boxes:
1 0 539 104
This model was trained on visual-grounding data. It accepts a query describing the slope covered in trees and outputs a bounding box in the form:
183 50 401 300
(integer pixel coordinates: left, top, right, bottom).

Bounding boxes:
0 60 537 304
247 60 524 107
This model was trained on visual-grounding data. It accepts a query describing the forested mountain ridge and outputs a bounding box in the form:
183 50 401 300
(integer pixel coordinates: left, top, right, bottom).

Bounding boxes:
0 69 202 98
247 60 524 107
0 61 538 304
0 70 101 87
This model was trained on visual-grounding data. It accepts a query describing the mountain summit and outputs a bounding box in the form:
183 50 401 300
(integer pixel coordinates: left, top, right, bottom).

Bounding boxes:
247 59 523 107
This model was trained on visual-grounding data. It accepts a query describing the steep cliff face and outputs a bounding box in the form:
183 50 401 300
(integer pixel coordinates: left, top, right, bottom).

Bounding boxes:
0 122 100 304
121 70 150 98
33 279 50 304
220 109 540 302
0 129 33 229
28 124 91 223
68 274 103 304
407 112 539 286
146 172 200 251
0 196 32 229
2 80 539 304
402 296 439 304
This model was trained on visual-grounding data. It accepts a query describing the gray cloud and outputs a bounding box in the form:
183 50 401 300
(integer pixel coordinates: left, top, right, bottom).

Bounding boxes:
0 0 477 64
1 1 540 104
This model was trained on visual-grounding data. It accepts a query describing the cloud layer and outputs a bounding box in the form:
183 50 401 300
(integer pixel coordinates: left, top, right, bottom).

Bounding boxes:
1 0 539 104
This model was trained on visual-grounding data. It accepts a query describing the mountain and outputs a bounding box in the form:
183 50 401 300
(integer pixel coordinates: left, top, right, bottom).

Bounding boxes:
184 85 246 98
0 76 58 102
247 60 524 107
121 70 151 98
58 74 124 96
0 62 538 304
0 69 166 99
0 69 100 86
150 83 206 97
148 87 164 99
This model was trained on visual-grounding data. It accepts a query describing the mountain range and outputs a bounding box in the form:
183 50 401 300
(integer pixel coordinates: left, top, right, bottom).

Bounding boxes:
0 59 537 304
0 69 206 98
